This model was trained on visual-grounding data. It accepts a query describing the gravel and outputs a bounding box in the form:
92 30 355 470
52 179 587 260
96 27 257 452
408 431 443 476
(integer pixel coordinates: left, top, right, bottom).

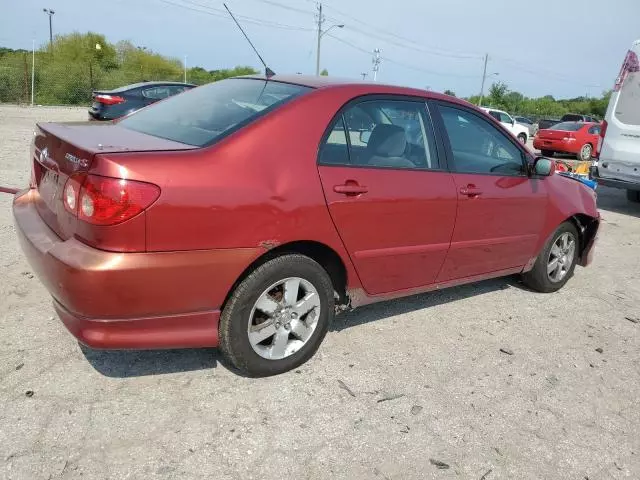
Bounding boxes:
1 104 639 479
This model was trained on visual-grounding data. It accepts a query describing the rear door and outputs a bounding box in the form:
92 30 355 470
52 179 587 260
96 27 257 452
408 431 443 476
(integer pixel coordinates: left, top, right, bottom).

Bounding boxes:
431 101 548 281
317 96 457 295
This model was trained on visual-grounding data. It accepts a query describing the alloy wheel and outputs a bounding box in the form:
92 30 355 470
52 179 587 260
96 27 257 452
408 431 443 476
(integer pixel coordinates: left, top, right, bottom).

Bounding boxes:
247 277 321 360
547 232 576 282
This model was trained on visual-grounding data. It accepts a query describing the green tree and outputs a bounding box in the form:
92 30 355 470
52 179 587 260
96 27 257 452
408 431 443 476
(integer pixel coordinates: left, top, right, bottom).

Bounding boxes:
443 89 456 97
320 68 329 76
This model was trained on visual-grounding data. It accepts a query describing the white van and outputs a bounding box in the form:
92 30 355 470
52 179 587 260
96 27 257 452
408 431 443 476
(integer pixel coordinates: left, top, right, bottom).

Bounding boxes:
592 40 640 203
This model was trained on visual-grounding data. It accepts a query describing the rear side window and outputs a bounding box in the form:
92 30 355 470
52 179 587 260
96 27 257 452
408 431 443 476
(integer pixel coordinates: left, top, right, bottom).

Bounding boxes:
588 125 601 135
615 50 640 126
438 105 525 176
142 86 173 99
552 122 584 131
319 99 438 170
120 79 311 146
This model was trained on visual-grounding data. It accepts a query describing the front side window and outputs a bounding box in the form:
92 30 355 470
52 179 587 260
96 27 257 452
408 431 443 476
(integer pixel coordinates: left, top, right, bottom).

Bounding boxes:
120 79 311 146
438 105 525 176
499 112 513 124
319 99 438 170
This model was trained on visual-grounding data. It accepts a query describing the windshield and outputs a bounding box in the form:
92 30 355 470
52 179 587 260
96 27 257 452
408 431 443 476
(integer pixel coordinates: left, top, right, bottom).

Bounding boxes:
551 122 584 131
119 78 312 146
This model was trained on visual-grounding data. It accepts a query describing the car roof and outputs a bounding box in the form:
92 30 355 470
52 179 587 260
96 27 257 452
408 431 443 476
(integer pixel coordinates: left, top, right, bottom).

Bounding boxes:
480 106 507 113
108 81 196 92
239 74 476 108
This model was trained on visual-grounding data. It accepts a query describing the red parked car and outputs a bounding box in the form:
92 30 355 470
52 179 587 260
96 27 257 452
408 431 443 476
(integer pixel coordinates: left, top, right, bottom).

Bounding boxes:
533 121 601 160
12 76 600 376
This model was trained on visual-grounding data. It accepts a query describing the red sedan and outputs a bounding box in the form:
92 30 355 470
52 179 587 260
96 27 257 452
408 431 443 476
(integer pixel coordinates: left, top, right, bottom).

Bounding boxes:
533 121 601 160
12 76 600 376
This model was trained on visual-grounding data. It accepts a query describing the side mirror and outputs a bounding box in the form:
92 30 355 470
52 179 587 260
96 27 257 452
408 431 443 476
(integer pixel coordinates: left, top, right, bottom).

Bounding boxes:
359 130 371 144
533 157 555 176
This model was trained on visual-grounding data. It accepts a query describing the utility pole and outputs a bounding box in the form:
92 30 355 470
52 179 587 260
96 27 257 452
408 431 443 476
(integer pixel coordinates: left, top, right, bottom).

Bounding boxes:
31 39 35 105
184 55 187 83
43 9 55 51
361 72 367 80
478 53 488 106
315 3 323 76
372 48 381 81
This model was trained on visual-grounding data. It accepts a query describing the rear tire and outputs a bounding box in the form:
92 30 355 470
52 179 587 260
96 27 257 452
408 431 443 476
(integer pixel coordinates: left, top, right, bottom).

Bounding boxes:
627 189 640 203
541 150 554 157
522 222 579 293
577 143 593 161
219 254 334 377
517 133 527 144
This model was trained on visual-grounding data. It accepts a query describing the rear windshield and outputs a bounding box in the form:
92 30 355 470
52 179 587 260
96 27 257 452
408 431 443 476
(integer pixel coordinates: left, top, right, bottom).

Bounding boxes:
119 78 312 146
551 122 583 131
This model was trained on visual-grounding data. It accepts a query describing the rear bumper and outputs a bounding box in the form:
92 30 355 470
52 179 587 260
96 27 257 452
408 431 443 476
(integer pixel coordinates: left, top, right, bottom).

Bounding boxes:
589 166 640 191
533 138 578 153
13 189 263 349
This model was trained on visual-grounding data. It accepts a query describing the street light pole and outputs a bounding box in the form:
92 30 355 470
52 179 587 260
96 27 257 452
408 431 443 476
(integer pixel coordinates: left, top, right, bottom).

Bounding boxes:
43 9 55 51
315 3 343 76
478 53 488 106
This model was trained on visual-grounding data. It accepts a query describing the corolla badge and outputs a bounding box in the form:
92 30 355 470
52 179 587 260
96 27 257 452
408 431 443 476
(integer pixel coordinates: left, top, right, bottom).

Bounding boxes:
64 152 89 168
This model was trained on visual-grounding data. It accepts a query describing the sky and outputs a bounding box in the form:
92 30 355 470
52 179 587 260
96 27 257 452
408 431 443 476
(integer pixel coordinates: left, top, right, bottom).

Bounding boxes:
1 0 639 98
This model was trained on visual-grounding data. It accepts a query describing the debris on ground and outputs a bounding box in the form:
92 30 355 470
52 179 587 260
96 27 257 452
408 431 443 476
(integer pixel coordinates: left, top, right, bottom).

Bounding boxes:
595 347 604 354
15 363 24 370
25 390 34 397
377 393 405 403
499 348 514 355
480 469 492 479
429 458 450 469
337 379 356 397
625 316 639 324
410 405 423 415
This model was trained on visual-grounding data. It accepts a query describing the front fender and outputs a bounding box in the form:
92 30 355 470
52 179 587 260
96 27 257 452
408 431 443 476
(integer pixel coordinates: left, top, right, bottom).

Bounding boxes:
525 174 599 271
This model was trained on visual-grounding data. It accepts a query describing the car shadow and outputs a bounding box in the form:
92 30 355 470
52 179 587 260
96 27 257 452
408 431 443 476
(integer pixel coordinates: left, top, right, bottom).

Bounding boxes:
80 344 218 378
332 275 525 332
597 186 640 219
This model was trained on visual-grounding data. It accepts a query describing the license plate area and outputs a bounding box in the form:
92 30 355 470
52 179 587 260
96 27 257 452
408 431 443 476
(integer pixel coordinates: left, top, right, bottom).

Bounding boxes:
38 168 60 211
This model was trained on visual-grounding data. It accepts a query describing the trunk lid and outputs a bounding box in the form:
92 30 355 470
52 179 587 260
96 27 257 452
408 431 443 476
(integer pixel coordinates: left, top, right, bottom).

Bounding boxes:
537 128 571 140
32 122 197 238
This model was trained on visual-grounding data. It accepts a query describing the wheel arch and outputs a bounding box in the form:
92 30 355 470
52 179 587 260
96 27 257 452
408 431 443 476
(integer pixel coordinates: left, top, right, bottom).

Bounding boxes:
567 213 599 262
221 240 349 313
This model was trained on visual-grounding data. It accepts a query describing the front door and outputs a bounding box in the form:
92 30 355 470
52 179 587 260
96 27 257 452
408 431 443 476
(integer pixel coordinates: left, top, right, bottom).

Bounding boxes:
433 102 548 281
317 97 458 295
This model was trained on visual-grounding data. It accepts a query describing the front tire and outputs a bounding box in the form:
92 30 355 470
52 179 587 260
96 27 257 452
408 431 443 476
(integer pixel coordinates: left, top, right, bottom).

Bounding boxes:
627 189 640 203
219 254 334 377
541 150 554 157
522 222 579 293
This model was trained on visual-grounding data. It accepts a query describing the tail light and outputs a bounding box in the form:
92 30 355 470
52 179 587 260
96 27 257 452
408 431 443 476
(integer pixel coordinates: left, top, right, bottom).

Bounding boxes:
595 120 608 158
94 94 125 105
62 174 160 226
563 133 576 142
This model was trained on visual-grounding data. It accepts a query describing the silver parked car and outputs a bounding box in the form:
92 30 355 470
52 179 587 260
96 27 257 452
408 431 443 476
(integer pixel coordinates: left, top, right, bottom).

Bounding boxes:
514 116 538 137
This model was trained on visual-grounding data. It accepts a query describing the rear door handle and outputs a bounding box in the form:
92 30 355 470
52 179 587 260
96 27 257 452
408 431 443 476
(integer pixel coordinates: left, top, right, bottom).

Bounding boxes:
334 183 368 196
459 185 482 197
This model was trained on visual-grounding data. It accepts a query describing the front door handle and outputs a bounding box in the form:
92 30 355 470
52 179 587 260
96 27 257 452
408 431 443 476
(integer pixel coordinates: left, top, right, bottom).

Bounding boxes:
334 182 368 196
459 185 482 197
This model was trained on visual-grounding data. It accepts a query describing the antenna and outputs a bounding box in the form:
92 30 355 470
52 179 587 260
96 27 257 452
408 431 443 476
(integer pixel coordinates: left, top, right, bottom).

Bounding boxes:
223 3 275 78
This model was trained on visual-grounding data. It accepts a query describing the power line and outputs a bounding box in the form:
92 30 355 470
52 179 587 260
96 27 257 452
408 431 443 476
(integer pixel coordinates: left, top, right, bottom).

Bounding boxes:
327 34 480 79
157 0 313 31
